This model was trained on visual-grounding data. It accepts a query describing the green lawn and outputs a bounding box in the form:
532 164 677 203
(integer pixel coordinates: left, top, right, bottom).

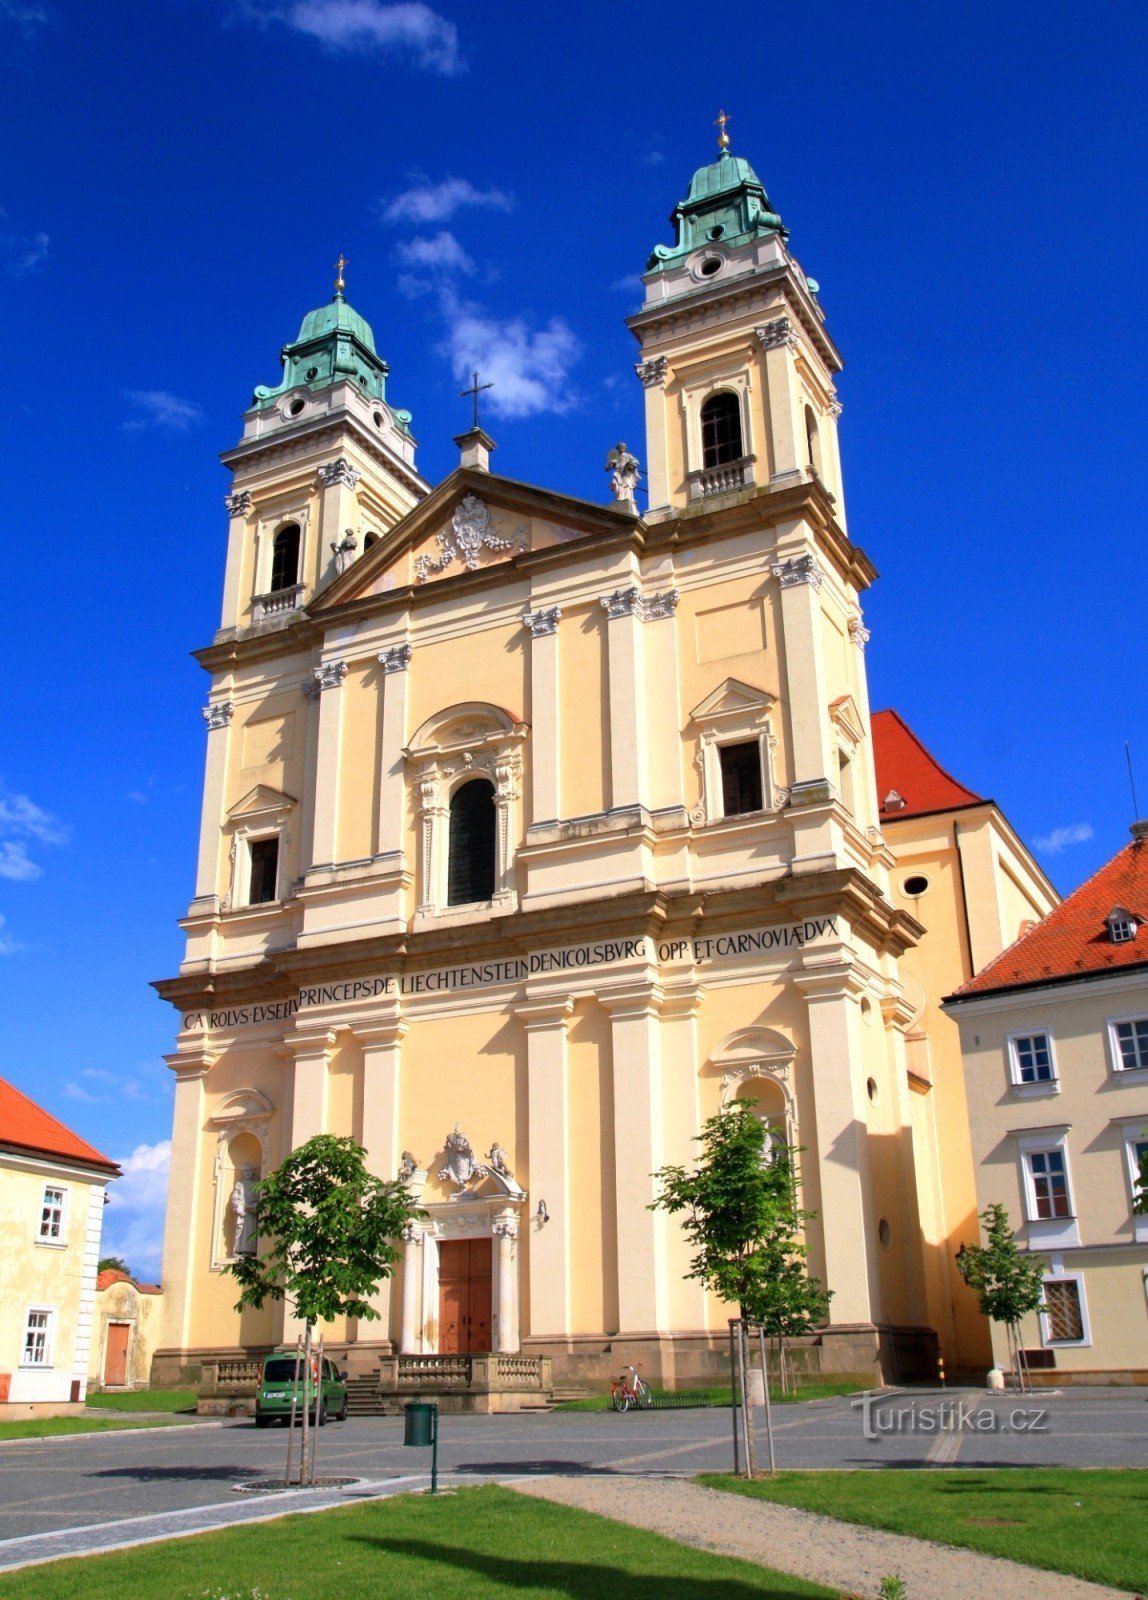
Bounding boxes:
699 1469 1148 1594
0 1415 191 1442
85 1388 198 1413
554 1379 865 1413
0 1483 837 1600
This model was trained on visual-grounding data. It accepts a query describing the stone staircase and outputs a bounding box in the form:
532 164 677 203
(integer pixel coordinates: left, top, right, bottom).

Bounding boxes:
342 1355 563 1416
345 1376 388 1417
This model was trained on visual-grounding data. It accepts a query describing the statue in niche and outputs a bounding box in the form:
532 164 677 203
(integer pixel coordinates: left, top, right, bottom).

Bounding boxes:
229 1165 258 1256
398 1150 420 1183
486 1140 513 1179
330 528 358 575
438 1124 485 1193
605 441 641 504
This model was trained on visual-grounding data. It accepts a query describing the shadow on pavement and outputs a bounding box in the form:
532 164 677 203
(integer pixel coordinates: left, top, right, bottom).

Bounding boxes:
90 1464 264 1482
355 1537 819 1599
452 1460 618 1477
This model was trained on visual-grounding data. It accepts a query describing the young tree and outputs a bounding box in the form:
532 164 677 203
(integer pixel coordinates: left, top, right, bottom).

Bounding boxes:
1134 1141 1148 1216
98 1256 131 1276
228 1134 418 1481
650 1101 829 1328
956 1202 1047 1391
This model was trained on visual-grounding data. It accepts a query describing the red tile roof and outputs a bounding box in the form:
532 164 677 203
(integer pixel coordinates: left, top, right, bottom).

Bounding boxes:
0 1077 119 1175
951 836 1148 999
96 1268 160 1293
872 709 985 820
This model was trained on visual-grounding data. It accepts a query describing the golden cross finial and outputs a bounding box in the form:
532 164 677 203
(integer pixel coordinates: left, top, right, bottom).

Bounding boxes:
715 108 731 152
334 252 347 294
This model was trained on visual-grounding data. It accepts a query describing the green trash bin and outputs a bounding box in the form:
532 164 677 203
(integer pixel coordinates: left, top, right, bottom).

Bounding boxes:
403 1401 439 1491
404 1401 435 1447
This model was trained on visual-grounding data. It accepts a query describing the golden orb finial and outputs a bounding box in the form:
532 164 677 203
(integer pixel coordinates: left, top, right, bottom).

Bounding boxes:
715 109 731 152
334 252 348 295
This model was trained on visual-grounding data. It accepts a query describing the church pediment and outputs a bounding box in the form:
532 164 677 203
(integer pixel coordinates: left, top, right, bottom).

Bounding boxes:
690 677 774 726
225 784 297 823
310 468 641 611
830 694 866 746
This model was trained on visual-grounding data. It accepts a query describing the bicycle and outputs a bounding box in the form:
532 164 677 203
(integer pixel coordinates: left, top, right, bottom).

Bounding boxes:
611 1365 652 1412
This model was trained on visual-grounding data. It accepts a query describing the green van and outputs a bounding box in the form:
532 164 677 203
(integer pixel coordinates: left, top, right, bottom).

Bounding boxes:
254 1350 349 1427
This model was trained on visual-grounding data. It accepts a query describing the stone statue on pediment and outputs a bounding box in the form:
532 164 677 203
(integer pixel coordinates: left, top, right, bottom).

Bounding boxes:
439 1124 485 1192
605 441 641 505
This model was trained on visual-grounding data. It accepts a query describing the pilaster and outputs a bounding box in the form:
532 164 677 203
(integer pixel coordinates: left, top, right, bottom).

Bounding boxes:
770 549 835 800
376 641 412 860
635 356 671 512
523 607 561 825
315 458 361 588
756 320 804 484
220 491 253 630
281 1031 334 1343
304 659 348 870
599 588 650 810
599 983 669 1334
194 700 234 903
515 995 573 1338
159 1055 211 1353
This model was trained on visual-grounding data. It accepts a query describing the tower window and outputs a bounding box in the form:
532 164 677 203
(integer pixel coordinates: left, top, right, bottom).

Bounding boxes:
701 393 743 468
719 742 763 816
805 405 822 475
269 523 300 592
248 837 280 905
447 779 496 906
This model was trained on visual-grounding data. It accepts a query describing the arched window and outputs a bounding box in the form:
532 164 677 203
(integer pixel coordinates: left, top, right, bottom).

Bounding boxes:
362 532 379 553
804 405 822 476
447 779 496 906
700 392 743 468
269 523 300 592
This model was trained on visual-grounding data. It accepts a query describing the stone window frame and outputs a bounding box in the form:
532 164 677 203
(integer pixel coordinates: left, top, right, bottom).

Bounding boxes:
1012 1125 1079 1248
21 1305 55 1368
680 368 757 483
1115 1118 1148 1244
829 695 866 818
714 1028 799 1152
689 679 784 826
37 1183 68 1247
1106 1012 1148 1077
1039 1270 1091 1348
404 704 527 926
1006 1027 1060 1096
222 787 296 913
253 503 312 603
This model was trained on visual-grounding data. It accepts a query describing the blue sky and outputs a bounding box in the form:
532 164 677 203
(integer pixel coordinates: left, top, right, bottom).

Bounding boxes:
2 0 1144 1275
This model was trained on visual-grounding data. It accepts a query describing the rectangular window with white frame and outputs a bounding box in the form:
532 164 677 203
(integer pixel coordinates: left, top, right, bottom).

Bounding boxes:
22 1307 54 1367
1108 1015 1148 1074
246 835 280 905
1124 1131 1148 1243
38 1185 67 1244
1026 1147 1072 1218
1008 1030 1057 1090
1040 1274 1090 1346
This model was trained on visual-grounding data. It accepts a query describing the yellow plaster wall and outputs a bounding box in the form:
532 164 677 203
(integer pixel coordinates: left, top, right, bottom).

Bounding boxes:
337 663 383 862
0 1163 95 1388
558 604 609 820
566 1000 615 1335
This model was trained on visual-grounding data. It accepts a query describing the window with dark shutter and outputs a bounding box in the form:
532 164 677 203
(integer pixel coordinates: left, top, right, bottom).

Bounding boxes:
248 837 279 904
269 524 300 592
701 393 743 468
447 780 496 906
719 742 763 816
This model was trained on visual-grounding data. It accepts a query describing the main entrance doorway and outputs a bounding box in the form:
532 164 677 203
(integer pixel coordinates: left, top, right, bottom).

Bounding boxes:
438 1238 492 1353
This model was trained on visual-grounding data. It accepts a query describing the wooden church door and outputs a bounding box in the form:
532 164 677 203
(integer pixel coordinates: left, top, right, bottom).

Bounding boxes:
438 1239 492 1353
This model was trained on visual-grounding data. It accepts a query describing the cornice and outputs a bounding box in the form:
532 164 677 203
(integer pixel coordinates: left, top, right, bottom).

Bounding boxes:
152 867 917 1011
627 267 843 376
221 406 431 503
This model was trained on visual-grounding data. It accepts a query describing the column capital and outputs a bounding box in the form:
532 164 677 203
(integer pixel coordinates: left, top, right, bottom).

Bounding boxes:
164 1050 213 1079
354 1016 408 1049
634 355 668 387
756 316 799 351
523 606 561 638
492 1217 519 1240
791 960 867 1003
283 1028 337 1063
317 458 361 490
848 617 871 650
597 981 663 1020
201 700 235 731
771 554 824 591
224 490 253 518
514 994 574 1030
379 643 413 674
302 659 348 699
599 587 678 622
600 586 641 619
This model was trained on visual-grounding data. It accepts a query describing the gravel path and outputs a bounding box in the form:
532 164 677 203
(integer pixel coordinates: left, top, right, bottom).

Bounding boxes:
512 1475 1134 1600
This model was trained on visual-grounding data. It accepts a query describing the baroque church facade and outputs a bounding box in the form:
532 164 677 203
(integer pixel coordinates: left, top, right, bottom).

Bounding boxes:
154 138 1054 1391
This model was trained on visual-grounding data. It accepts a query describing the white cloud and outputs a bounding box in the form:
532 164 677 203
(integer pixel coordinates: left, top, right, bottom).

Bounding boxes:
440 294 581 420
0 841 41 881
241 1 462 74
122 390 205 433
1034 822 1094 855
0 913 15 956
383 176 513 225
0 784 67 891
0 2 51 35
610 272 644 293
102 1140 172 1275
397 230 474 274
8 230 49 275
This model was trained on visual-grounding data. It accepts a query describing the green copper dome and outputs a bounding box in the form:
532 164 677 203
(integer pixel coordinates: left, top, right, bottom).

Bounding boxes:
647 149 786 272
252 291 410 432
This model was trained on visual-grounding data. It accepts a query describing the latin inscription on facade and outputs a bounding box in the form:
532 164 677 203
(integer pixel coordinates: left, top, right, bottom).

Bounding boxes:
180 918 839 1032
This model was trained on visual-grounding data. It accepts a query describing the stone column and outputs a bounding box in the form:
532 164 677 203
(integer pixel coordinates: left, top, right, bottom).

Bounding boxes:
376 642 412 858
794 966 879 1326
194 701 234 905
523 607 561 825
399 1224 421 1354
159 1054 211 1356
304 659 348 871
599 588 649 811
516 996 573 1339
600 983 669 1334
493 1218 519 1354
357 1013 406 1334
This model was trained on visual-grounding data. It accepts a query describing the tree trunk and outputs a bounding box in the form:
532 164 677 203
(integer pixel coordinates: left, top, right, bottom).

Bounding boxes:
299 1321 313 1484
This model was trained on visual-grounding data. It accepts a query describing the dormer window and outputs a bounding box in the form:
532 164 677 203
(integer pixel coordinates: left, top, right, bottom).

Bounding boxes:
1107 907 1138 945
701 392 743 467
883 790 906 813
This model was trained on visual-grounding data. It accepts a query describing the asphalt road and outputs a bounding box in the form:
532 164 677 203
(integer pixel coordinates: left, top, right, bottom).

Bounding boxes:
1 1386 1145 1552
